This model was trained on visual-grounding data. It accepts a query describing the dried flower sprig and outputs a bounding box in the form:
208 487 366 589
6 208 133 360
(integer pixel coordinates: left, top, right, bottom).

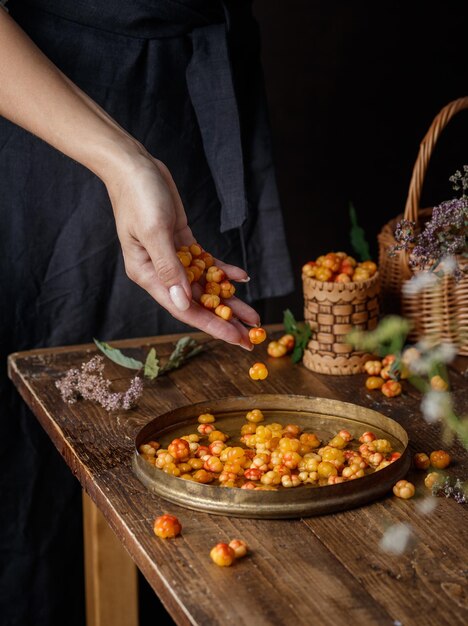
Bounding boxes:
55 356 143 411
431 475 467 505
390 166 468 280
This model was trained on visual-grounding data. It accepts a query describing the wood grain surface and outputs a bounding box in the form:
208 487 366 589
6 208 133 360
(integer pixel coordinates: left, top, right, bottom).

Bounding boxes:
8 328 468 626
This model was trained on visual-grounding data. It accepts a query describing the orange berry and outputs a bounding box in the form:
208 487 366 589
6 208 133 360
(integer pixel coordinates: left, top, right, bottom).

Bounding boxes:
302 263 317 278
363 360 382 376
210 543 236 567
382 355 396 367
359 431 376 443
208 430 229 443
413 452 430 470
189 243 203 257
176 250 192 267
339 262 355 277
352 269 370 282
249 363 269 380
199 251 214 268
430 375 449 391
315 267 333 282
198 413 215 424
192 469 214 484
186 268 195 284
206 266 226 283
315 255 326 266
249 327 267 345
188 264 203 282
425 472 443 489
381 380 402 397
246 409 264 423
344 255 357 267
153 514 182 539
359 260 378 275
267 341 287 358
322 253 340 273
229 539 248 559
278 334 295 352
334 273 351 283
366 376 384 390
219 280 236 299
430 450 451 469
200 293 220 309
214 304 233 321
393 480 415 499
168 438 190 461
205 281 221 296
197 423 215 436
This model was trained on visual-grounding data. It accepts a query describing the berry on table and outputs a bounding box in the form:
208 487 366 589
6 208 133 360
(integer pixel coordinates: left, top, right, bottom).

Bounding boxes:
425 472 443 489
413 452 430 470
430 375 449 391
278 334 295 352
249 327 267 345
430 450 451 469
229 539 249 559
153 514 182 539
267 341 287 358
210 543 236 567
381 380 402 397
363 360 382 376
393 480 415 499
366 376 384 391
249 363 269 380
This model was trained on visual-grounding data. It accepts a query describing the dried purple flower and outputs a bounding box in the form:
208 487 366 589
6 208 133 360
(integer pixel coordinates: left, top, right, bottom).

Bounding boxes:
55 355 143 411
431 475 467 505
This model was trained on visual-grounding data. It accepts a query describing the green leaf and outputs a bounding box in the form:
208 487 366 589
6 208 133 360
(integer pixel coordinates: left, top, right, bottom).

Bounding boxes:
144 348 160 380
349 202 371 262
283 309 298 334
159 337 203 374
93 339 143 370
282 309 311 364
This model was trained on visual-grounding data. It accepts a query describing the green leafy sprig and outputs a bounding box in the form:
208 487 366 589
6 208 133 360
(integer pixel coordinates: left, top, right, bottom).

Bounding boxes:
283 309 312 364
93 336 203 381
349 202 371 262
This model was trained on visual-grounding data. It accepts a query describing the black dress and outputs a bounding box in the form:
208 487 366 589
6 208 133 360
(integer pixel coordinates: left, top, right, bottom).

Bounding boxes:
0 1 293 624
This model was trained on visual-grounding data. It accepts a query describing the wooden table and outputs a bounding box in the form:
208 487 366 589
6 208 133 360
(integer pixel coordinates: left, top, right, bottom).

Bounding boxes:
8 329 468 626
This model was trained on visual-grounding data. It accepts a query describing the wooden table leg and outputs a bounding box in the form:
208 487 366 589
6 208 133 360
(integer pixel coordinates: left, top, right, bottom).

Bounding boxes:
82 492 139 626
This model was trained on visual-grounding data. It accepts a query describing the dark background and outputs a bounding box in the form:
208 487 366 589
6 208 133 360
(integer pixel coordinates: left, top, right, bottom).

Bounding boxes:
256 0 468 323
142 1 468 623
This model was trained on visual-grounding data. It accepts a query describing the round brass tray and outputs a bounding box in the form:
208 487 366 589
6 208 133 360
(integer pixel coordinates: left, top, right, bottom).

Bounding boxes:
133 395 411 519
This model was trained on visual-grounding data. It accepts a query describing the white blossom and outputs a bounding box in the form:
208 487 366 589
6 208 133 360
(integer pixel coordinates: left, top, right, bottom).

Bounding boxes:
415 497 438 515
421 390 452 424
402 271 438 296
379 523 413 555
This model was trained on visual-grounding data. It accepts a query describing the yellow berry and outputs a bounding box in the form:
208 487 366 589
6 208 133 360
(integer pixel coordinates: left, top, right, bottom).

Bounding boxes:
267 341 287 358
198 413 215 424
246 409 264 423
249 327 267 345
430 450 451 469
249 363 269 380
153 514 182 539
393 480 415 499
210 543 236 567
215 304 233 321
229 539 248 559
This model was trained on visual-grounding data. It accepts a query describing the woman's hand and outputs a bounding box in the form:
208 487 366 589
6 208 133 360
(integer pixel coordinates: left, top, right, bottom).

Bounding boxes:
106 153 259 349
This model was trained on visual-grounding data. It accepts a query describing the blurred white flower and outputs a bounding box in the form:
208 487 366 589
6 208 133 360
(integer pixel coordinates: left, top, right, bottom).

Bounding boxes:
379 523 413 555
403 271 438 296
409 340 456 375
438 255 457 275
415 496 438 515
421 390 452 424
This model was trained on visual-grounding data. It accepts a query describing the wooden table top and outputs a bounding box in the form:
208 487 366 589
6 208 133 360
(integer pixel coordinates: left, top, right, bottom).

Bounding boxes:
8 328 468 626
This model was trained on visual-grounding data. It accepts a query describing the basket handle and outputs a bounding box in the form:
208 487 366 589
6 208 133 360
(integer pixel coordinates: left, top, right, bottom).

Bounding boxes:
403 96 468 223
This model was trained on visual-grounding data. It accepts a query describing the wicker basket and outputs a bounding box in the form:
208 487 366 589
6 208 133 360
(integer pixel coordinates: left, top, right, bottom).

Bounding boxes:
302 272 380 375
377 96 468 355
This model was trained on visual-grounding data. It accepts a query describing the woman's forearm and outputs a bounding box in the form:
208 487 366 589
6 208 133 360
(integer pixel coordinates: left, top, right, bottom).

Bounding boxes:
0 8 143 181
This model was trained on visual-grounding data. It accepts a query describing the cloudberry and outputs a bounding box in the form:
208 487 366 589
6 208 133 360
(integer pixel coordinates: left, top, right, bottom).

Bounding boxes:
249 363 269 380
249 327 267 345
153 514 182 539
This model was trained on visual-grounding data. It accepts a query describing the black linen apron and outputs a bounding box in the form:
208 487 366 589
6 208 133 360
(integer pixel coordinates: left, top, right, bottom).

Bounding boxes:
0 1 293 624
